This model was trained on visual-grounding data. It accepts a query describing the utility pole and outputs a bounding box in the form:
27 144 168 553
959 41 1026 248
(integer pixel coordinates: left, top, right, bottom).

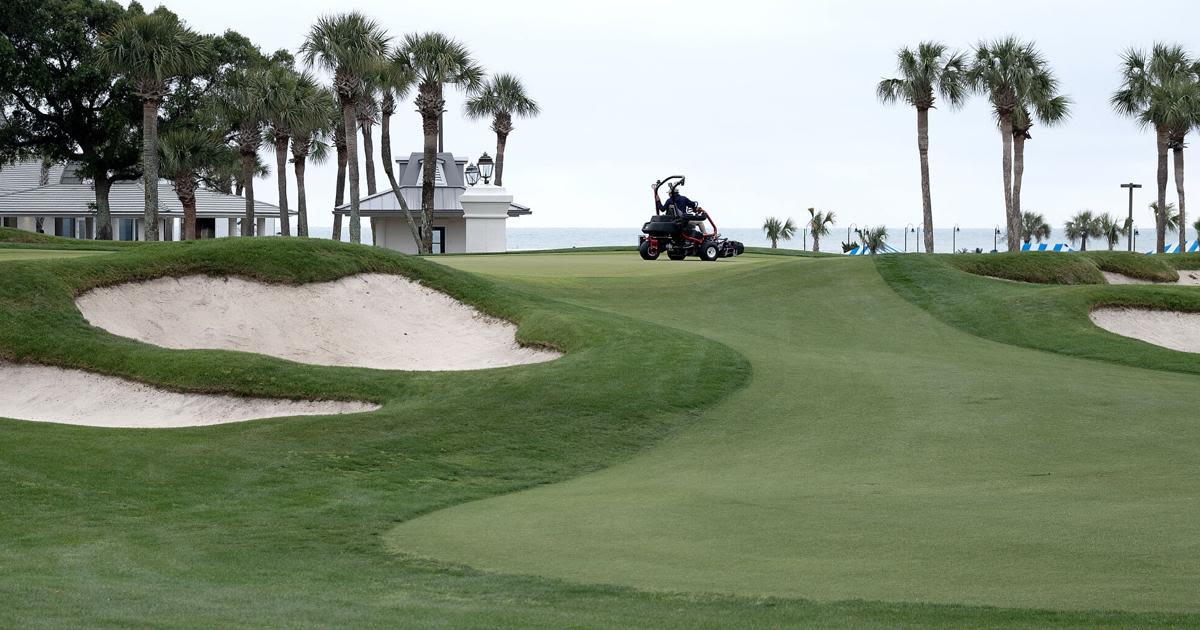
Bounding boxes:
1121 182 1142 251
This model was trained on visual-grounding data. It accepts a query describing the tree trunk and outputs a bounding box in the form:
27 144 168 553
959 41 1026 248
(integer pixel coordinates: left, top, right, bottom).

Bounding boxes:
274 134 291 237
361 122 377 196
812 234 820 253
418 85 443 253
495 133 509 189
770 237 778 248
380 105 425 251
294 155 308 238
916 107 934 253
999 113 1017 251
1174 144 1186 250
1080 235 1087 251
334 140 347 241
175 174 197 240
1012 131 1027 251
1155 127 1169 253
93 176 113 240
141 99 161 241
241 149 256 237
343 103 361 244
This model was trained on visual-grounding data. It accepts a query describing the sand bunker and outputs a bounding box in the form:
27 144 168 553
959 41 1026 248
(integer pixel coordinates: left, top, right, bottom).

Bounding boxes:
76 273 559 371
1103 270 1200 285
1090 308 1200 354
0 362 376 428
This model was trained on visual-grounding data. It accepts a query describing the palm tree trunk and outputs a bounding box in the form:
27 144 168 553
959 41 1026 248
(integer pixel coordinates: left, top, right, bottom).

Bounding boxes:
240 149 256 237
1080 235 1087 251
1174 144 1186 250
495 130 509 187
294 155 308 238
141 99 161 241
1012 132 1027 250
93 176 113 240
342 103 361 244
175 174 197 240
916 107 934 253
333 141 346 241
380 103 425 250
418 85 443 253
999 112 1016 251
274 135 291 237
361 122 377 196
1156 127 1169 253
812 233 820 253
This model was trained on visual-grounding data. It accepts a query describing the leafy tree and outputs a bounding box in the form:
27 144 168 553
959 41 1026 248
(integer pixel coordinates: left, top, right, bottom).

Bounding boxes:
288 88 336 238
375 60 424 247
1113 44 1200 253
97 6 212 241
300 12 389 245
806 207 836 253
1019 211 1051 244
1098 212 1129 250
761 216 797 248
158 127 226 239
207 66 271 235
0 0 142 240
877 42 967 254
465 73 540 187
1063 210 1102 251
263 62 324 236
394 32 484 253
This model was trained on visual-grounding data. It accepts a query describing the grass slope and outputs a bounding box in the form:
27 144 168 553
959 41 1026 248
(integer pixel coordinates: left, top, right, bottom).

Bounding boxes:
393 253 1200 616
949 251 1181 284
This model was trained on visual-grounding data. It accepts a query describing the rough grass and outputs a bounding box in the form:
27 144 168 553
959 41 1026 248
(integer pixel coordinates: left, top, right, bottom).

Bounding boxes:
1081 251 1179 282
949 252 1106 284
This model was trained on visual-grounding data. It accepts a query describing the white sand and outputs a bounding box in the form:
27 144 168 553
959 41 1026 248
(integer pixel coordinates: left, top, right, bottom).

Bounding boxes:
0 362 377 428
76 273 560 371
1103 270 1200 285
1090 308 1200 354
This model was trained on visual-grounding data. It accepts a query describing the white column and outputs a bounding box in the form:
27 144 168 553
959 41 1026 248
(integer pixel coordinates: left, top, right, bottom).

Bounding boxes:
228 218 238 237
459 183 512 254
256 217 268 237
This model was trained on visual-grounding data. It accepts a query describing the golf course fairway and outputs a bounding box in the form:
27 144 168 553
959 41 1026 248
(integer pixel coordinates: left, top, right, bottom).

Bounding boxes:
394 251 1200 613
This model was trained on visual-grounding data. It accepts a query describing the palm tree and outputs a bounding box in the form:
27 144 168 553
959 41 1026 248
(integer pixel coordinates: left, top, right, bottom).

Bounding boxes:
1019 210 1051 244
807 207 836 253
1151 201 1181 236
301 12 390 245
1010 76 1071 231
762 216 797 249
98 10 212 241
856 226 890 254
209 67 271 236
877 42 968 254
465 73 540 187
1099 212 1129 250
1193 217 1200 241
394 32 484 253
356 92 379 196
1064 210 1103 251
969 38 1061 251
159 128 226 240
263 66 324 237
375 61 424 247
289 88 336 238
1113 44 1198 253
330 107 347 241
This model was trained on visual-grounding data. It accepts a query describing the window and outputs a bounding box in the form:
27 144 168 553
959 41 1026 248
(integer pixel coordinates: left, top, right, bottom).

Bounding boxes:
54 217 77 238
118 218 137 242
196 218 216 239
0 217 15 228
431 227 445 254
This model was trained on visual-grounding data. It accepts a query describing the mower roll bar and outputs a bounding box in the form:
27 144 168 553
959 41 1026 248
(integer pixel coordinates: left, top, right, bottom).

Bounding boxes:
653 175 686 197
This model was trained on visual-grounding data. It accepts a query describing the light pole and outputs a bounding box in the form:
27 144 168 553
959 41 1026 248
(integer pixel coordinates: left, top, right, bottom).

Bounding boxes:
1133 224 1139 252
847 223 858 247
1121 182 1141 251
464 163 480 186
994 225 1002 252
904 222 915 252
952 223 961 252
802 227 808 251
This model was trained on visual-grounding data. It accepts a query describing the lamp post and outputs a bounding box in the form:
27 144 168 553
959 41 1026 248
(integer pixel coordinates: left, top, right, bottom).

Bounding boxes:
1120 182 1141 251
994 225 1002 252
904 222 915 252
477 152 495 185
952 223 961 252
464 163 480 186
847 223 858 247
1133 224 1139 251
802 227 808 251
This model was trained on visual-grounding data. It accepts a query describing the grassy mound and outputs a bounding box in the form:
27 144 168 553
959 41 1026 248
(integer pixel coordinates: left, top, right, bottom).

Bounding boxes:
949 252 1105 284
0 227 135 252
1163 253 1200 270
1081 251 1179 282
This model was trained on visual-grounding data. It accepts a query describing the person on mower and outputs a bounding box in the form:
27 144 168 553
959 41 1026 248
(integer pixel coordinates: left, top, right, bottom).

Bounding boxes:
657 187 700 219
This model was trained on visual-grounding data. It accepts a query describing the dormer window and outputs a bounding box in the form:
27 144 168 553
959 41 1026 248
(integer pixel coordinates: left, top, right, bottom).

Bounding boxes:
416 161 447 186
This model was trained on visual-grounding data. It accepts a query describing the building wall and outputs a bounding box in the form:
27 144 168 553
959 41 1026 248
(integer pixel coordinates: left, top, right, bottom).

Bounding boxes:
377 216 466 254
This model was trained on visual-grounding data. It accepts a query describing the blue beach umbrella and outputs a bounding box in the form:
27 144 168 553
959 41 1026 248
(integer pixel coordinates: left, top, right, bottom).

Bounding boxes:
844 243 901 255
1148 240 1200 254
1021 242 1075 252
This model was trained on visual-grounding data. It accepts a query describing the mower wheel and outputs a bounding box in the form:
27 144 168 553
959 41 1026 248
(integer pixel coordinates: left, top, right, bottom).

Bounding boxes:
698 241 720 262
639 240 660 260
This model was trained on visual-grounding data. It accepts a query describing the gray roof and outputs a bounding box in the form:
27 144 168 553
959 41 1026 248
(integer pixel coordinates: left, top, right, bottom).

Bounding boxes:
0 160 283 218
335 151 530 217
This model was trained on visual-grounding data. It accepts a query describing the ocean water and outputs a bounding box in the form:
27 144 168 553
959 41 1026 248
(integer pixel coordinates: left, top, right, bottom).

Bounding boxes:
308 226 1169 255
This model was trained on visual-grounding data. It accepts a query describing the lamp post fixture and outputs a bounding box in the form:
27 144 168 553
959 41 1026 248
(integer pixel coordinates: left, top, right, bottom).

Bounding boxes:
464 163 480 186
904 222 915 252
477 152 495 185
994 225 1002 252
952 223 961 252
1120 182 1142 251
1133 224 1139 251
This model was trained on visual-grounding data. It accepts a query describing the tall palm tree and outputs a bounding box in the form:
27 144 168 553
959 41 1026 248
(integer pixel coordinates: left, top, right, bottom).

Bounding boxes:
98 10 211 241
1010 72 1071 230
1099 212 1128 250
1019 210 1051 244
209 67 271 236
301 12 390 245
856 226 890 254
376 61 424 247
762 216 797 249
356 92 379 196
876 42 968 254
289 88 336 238
1113 44 1198 253
1151 201 1181 236
264 66 324 237
1193 217 1200 241
159 128 226 240
394 32 484 252
1064 210 1102 251
806 207 836 253
969 37 1060 251
330 107 347 241
465 73 540 187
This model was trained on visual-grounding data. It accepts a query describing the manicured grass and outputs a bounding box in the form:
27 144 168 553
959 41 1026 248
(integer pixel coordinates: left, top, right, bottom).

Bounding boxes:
950 251 1106 284
1082 250 1180 282
4 241 1199 627
395 252 1200 616
0 248 112 261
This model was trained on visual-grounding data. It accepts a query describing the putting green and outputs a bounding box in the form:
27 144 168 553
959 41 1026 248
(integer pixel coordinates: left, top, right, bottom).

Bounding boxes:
393 253 1200 612
0 248 110 262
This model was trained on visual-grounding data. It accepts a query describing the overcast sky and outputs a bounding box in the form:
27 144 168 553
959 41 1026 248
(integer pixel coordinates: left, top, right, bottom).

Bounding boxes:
154 0 1199 231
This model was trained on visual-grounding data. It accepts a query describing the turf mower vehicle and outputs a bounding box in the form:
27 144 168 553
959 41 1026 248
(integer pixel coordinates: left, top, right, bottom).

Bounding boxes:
639 175 744 261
